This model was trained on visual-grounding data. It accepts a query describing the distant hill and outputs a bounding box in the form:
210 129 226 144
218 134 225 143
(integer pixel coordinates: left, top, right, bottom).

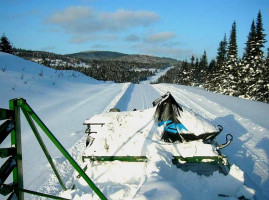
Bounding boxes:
111 54 179 65
67 51 127 60
14 48 181 83
67 50 180 65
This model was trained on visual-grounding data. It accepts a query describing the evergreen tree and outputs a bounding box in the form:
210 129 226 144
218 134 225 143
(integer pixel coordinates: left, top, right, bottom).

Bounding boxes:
266 48 269 66
200 50 208 68
189 55 196 85
248 11 268 101
220 21 239 95
204 59 217 91
243 20 257 62
216 34 228 68
180 59 191 85
190 55 195 68
240 20 257 97
197 51 208 85
255 10 267 60
227 21 238 63
0 34 13 54
193 58 200 86
208 59 216 73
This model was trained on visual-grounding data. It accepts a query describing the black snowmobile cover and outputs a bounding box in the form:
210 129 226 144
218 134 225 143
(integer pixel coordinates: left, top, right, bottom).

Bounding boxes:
153 92 222 143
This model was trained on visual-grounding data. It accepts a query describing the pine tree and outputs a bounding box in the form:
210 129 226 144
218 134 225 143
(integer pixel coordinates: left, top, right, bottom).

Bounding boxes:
243 20 257 62
241 20 257 98
204 59 217 91
216 34 228 68
189 55 196 85
193 58 200 86
200 50 208 68
220 21 239 95
227 22 238 63
0 34 13 54
190 55 195 68
255 10 267 60
248 11 268 101
266 48 269 66
198 50 208 85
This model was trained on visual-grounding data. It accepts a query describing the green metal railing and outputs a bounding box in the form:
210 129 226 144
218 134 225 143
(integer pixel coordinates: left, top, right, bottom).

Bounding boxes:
0 98 107 200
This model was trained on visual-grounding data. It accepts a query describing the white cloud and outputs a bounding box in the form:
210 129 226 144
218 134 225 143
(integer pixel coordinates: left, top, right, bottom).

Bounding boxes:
70 34 118 44
125 34 140 42
132 43 192 59
46 6 159 36
145 32 176 43
47 6 94 24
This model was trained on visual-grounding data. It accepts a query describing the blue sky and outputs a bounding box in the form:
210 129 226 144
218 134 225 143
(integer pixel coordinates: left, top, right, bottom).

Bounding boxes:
1 0 269 60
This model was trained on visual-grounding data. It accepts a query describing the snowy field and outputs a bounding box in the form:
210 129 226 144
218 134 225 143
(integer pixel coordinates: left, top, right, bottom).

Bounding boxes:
0 52 269 199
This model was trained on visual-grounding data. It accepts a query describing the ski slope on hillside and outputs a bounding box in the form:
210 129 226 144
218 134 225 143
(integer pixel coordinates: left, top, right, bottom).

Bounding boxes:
1 53 269 200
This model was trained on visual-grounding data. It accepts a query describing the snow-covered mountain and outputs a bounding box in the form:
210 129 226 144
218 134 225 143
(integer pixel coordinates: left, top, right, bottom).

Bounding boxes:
0 52 269 199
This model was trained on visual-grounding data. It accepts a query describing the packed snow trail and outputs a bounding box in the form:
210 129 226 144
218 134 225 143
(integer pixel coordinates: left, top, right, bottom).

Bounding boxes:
115 84 160 111
152 83 269 200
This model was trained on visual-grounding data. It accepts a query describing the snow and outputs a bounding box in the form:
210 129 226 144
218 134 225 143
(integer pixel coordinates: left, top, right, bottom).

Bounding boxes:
0 53 268 199
140 66 174 84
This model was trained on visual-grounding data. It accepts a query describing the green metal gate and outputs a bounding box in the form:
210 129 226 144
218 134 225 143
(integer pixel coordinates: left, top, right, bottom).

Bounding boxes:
0 98 107 200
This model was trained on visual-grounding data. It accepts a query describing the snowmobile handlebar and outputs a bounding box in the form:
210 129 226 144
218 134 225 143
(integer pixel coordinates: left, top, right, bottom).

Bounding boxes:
217 134 233 150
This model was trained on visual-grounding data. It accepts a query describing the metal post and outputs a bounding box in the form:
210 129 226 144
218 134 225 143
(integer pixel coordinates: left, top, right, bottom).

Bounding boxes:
9 99 24 200
20 107 67 191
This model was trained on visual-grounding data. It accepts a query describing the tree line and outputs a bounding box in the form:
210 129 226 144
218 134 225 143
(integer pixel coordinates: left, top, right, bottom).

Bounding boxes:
158 11 269 103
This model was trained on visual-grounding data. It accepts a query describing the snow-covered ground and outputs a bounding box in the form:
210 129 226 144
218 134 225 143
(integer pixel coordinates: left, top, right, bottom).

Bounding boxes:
0 53 269 199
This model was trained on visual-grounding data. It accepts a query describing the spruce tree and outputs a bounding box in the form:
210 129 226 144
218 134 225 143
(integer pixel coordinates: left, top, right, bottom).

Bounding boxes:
216 34 228 68
214 34 228 93
193 58 200 86
255 10 267 60
241 20 257 98
221 21 239 95
190 55 195 68
204 59 217 91
248 11 268 101
198 50 208 84
0 34 13 54
266 48 269 66
189 55 196 85
243 20 257 62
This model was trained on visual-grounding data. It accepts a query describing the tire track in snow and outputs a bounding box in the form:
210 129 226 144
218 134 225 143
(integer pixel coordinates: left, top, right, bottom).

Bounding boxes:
153 84 269 200
139 84 149 109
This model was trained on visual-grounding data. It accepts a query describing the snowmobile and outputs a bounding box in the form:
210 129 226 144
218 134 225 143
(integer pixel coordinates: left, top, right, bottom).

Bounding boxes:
83 92 233 176
79 92 255 199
